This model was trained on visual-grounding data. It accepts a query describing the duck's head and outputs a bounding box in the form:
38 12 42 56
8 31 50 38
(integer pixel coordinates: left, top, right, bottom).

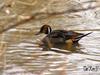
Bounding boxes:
36 25 52 35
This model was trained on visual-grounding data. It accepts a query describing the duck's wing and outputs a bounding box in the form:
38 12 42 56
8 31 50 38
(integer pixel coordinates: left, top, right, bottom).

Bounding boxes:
46 30 92 42
64 31 92 42
45 30 68 43
63 31 83 39
48 30 83 40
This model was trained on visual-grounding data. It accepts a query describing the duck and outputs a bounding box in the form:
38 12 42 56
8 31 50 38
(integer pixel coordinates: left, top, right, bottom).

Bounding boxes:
36 25 92 51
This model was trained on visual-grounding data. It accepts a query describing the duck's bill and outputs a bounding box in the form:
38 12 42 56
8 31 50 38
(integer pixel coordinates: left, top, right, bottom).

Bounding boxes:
35 32 41 35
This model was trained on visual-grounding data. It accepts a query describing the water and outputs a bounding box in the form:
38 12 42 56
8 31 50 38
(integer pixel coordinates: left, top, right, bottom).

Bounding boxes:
1 24 99 75
0 0 100 75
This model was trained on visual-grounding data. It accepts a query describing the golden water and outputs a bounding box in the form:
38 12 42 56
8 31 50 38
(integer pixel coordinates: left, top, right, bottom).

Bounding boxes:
0 0 100 75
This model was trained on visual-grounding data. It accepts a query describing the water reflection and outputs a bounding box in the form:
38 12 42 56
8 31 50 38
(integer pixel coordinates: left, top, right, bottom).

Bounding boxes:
2 28 99 75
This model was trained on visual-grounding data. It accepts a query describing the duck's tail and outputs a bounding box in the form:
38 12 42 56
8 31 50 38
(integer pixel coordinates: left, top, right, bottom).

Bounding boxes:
74 32 92 42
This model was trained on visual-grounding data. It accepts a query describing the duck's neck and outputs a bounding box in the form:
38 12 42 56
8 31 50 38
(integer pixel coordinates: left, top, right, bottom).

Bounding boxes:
47 27 52 34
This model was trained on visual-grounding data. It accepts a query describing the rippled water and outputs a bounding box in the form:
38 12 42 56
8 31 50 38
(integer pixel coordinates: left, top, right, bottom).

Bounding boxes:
0 0 100 75
1 24 99 75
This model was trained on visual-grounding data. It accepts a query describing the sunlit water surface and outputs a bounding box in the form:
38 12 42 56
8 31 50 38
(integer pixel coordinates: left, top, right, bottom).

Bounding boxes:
0 0 100 75
1 25 100 75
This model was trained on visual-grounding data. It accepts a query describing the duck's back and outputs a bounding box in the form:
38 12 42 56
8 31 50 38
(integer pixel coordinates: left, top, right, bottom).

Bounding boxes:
47 30 83 40
42 30 83 44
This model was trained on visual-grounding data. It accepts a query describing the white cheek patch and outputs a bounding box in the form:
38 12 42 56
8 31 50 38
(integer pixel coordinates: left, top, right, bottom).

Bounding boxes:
47 27 51 34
